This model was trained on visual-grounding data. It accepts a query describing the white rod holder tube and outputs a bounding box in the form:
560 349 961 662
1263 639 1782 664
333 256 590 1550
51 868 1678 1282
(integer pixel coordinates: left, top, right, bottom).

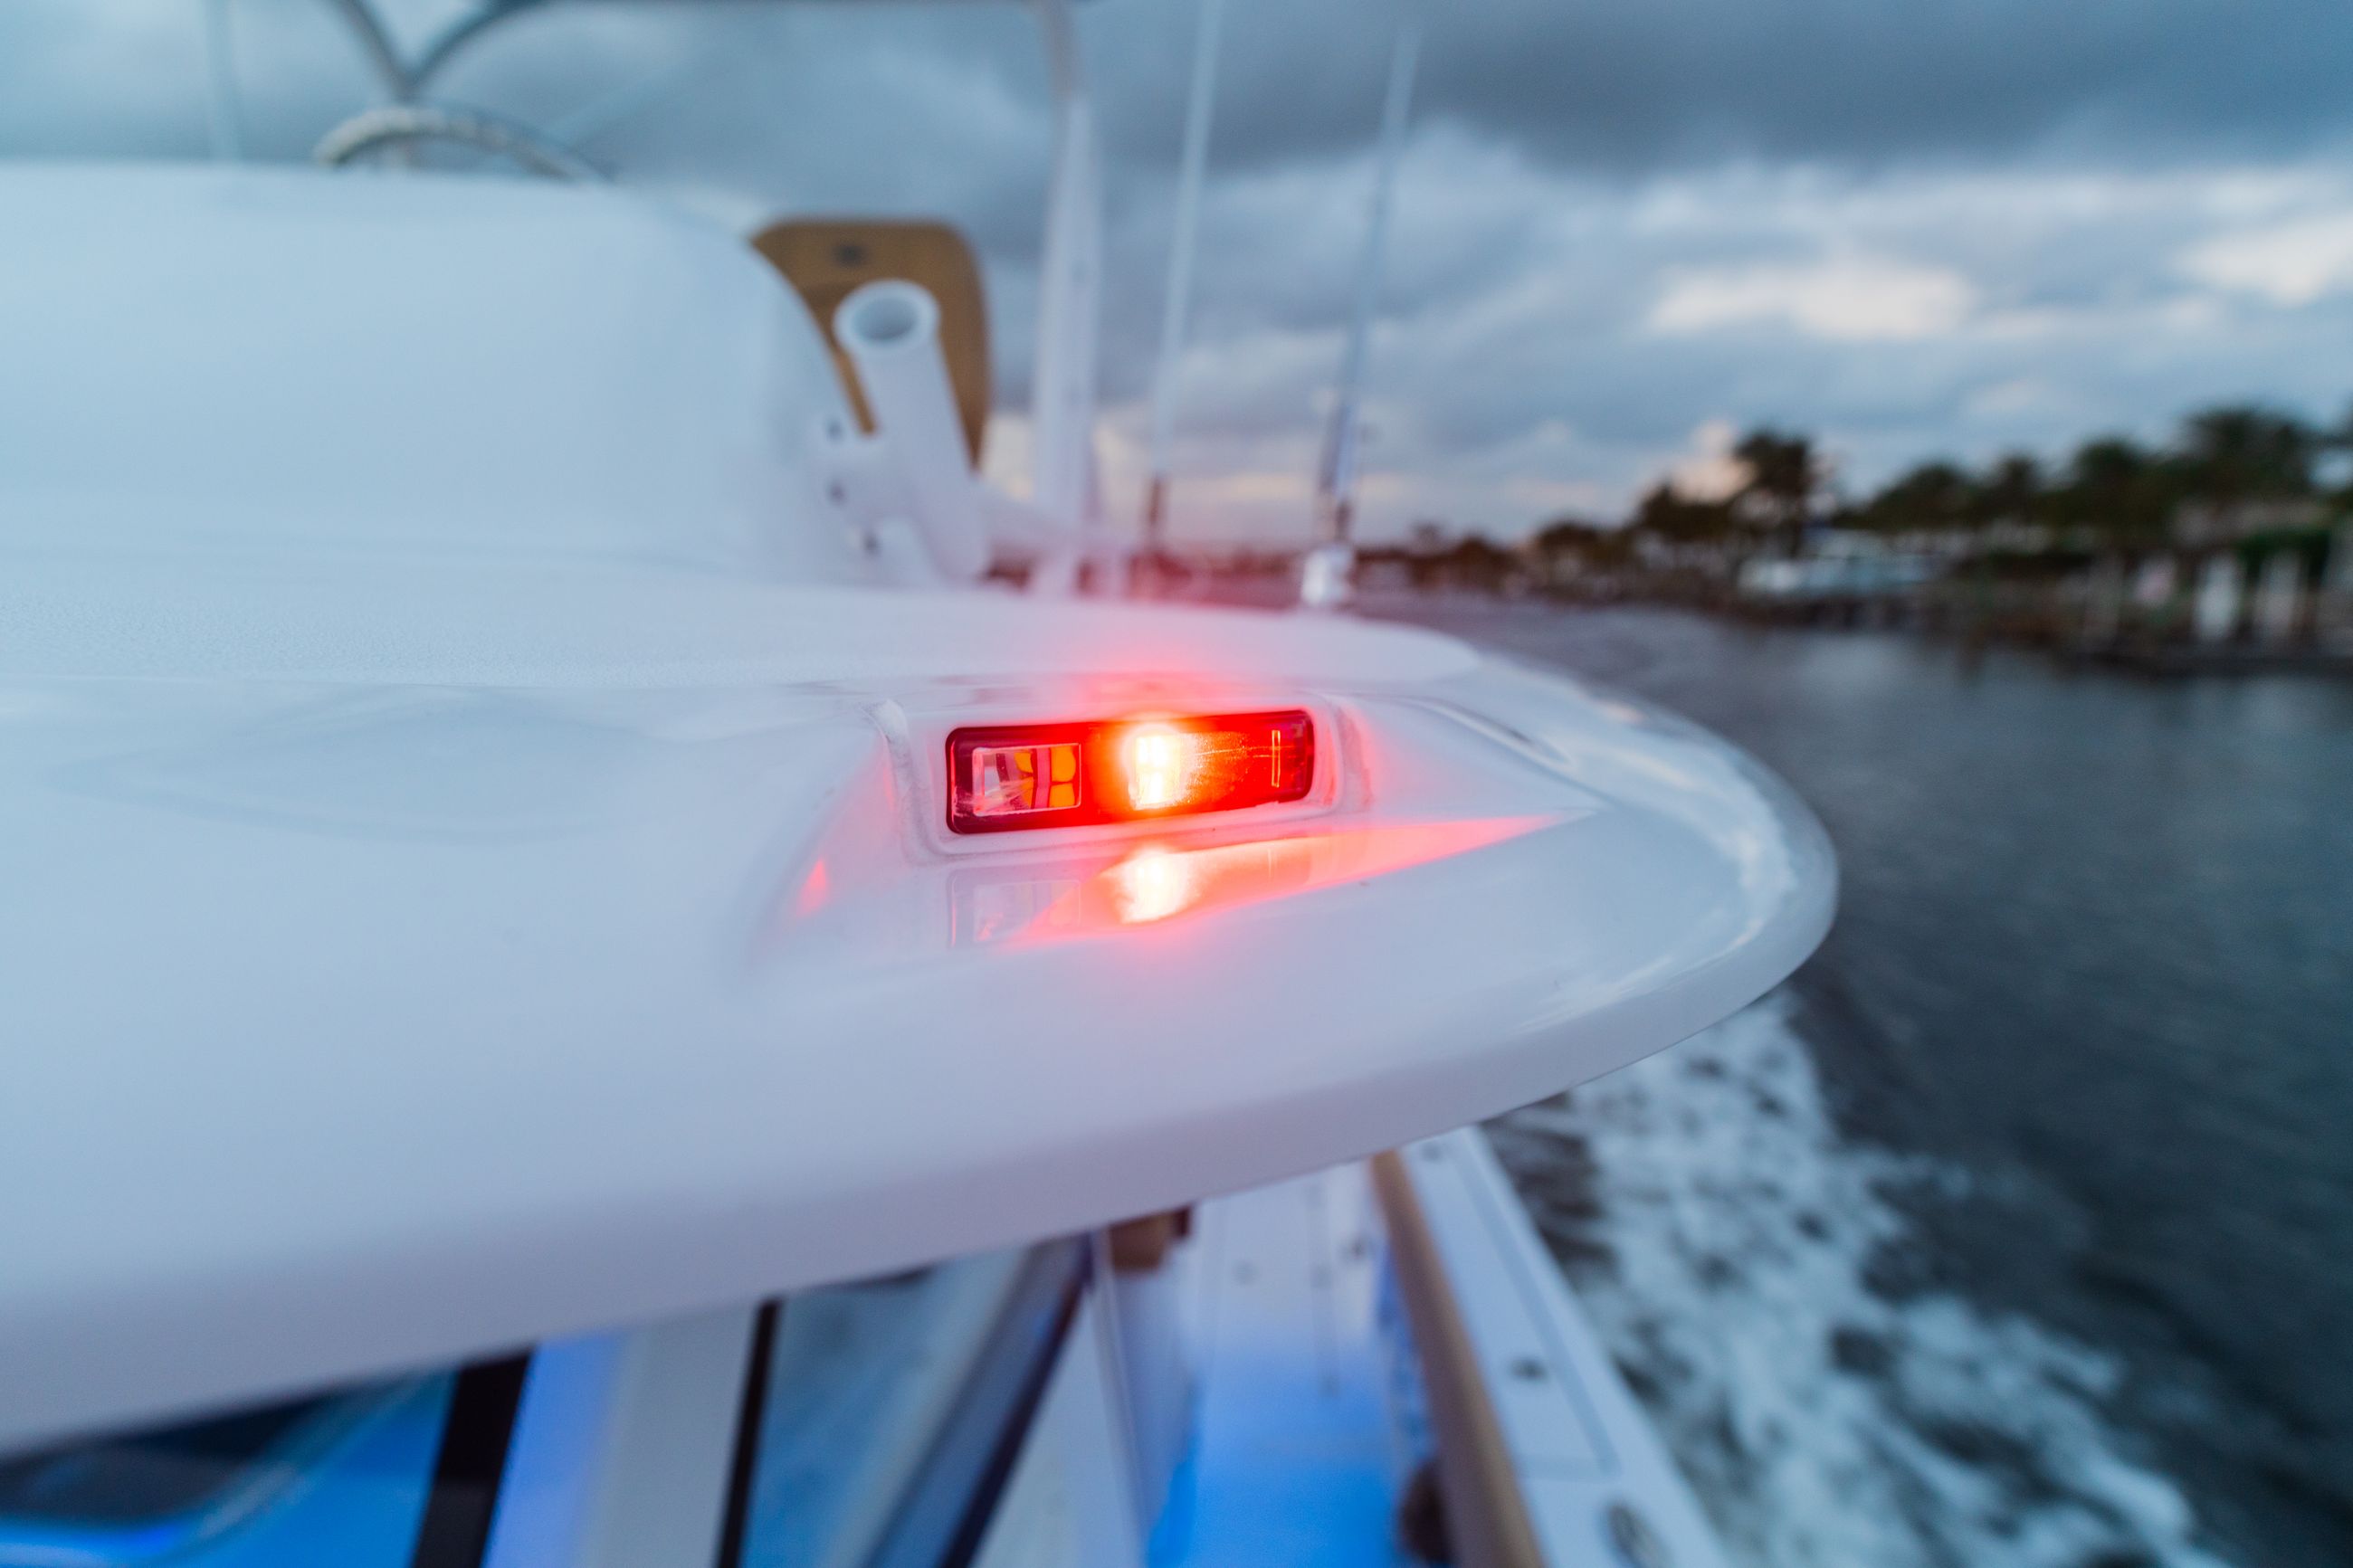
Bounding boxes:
835 281 988 583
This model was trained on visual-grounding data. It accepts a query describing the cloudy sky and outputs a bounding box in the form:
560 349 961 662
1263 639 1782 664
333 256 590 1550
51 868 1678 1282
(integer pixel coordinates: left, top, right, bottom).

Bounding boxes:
9 0 2353 543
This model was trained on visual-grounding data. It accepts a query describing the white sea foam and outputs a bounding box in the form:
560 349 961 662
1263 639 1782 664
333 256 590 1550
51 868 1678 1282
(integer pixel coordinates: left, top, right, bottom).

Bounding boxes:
1496 993 2236 1568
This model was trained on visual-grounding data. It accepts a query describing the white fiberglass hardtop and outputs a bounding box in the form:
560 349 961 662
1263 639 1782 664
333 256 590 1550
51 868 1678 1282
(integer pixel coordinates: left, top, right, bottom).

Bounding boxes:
0 164 1834 1457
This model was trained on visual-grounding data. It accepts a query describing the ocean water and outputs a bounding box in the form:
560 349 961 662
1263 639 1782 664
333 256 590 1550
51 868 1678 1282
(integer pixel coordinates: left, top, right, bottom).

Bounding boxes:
1492 997 2230 1568
1371 599 2353 1567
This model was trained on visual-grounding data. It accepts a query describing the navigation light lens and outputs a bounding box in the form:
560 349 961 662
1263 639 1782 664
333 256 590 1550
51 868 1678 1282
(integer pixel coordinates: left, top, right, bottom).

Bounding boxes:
948 710 1314 833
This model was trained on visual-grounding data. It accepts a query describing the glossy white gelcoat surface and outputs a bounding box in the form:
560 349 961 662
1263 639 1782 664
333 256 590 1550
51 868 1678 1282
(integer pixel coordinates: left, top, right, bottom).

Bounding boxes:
0 165 870 584
0 555 1831 1452
0 166 1834 1453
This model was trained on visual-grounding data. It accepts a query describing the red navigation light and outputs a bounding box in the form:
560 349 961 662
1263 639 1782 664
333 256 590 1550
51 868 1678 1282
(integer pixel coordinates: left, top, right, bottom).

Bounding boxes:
948 710 1314 833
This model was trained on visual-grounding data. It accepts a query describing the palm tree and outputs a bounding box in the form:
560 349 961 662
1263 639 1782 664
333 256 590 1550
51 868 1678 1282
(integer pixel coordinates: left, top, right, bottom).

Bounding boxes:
1978 452 2043 528
1861 460 1975 536
1533 515 1634 572
2177 404 2317 518
1632 481 1735 544
2061 436 2174 547
1732 429 1823 548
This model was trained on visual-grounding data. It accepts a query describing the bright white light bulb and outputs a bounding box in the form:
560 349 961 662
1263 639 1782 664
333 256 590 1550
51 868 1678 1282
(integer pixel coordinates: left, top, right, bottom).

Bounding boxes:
1123 726 1194 811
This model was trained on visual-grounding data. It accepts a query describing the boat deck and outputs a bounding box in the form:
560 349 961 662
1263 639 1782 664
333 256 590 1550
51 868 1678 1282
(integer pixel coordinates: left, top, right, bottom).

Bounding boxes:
1154 1130 1728 1568
1149 1163 1400 1566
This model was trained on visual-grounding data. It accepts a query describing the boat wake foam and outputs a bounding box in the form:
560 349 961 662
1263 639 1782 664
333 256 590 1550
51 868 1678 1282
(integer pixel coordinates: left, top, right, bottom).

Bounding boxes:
1491 992 2235 1568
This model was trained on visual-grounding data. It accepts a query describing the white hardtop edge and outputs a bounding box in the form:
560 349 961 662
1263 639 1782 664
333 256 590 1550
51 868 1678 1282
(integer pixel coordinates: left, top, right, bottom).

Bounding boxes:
0 553 1476 690
1 568 1834 1450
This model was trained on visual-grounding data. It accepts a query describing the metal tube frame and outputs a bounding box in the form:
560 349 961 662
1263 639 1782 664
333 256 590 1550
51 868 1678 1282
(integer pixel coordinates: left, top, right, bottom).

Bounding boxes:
311 0 1108 572
318 0 554 100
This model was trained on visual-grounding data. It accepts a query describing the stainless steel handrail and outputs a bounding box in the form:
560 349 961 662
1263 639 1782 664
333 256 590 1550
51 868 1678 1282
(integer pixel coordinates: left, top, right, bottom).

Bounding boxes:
312 105 605 182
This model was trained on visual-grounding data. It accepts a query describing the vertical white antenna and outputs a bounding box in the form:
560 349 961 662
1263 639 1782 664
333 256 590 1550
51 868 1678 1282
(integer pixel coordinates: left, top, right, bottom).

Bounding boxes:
201 0 246 160
1314 21 1419 544
1028 0 1105 588
1140 0 1229 560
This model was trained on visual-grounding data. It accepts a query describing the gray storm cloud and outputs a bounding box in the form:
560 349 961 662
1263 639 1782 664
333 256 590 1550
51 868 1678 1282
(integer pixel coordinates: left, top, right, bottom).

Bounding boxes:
6 0 2352 541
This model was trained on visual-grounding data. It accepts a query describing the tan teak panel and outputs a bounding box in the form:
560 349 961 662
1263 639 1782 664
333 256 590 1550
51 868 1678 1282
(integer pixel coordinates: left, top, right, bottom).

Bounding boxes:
751 217 991 463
